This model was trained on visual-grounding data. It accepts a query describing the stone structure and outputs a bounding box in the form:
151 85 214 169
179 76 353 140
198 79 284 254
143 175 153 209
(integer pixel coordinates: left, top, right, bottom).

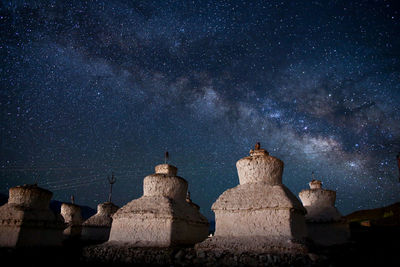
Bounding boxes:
108 163 209 246
81 202 119 243
186 191 200 210
197 143 308 254
0 184 64 247
299 179 349 246
61 202 83 239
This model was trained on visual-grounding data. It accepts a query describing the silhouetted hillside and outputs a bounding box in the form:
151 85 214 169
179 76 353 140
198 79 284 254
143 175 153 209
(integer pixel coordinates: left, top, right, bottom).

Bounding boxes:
345 202 400 226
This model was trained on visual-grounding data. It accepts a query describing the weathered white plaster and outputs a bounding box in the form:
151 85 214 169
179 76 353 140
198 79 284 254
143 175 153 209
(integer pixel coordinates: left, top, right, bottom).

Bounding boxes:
298 180 349 245
108 164 209 246
61 203 82 238
236 149 284 185
196 145 308 254
298 180 341 222
81 202 119 242
0 184 64 247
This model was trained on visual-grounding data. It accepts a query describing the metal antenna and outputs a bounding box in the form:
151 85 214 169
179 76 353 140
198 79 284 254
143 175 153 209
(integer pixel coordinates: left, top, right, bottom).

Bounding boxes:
108 173 116 203
165 151 169 164
71 195 75 204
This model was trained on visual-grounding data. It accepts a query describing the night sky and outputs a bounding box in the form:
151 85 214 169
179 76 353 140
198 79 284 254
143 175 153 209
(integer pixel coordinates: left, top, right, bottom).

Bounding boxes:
1 0 399 220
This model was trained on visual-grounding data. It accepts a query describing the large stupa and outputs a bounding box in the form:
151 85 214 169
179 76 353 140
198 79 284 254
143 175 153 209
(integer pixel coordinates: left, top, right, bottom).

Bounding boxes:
108 159 209 246
0 184 65 247
197 143 308 254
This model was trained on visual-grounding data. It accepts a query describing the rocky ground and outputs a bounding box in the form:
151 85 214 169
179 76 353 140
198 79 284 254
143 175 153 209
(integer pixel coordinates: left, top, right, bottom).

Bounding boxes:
82 243 317 266
1 225 399 266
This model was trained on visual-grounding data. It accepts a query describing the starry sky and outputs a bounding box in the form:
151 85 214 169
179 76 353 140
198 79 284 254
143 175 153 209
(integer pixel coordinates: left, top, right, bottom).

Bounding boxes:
1 0 400 220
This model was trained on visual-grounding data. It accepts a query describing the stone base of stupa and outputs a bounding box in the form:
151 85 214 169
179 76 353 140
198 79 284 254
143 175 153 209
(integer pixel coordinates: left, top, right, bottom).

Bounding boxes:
0 204 64 247
108 196 209 247
204 182 308 254
82 226 112 243
195 236 308 254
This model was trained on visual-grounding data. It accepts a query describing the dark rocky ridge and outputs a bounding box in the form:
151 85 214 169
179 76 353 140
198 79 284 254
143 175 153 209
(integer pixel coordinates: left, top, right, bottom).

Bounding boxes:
345 202 400 226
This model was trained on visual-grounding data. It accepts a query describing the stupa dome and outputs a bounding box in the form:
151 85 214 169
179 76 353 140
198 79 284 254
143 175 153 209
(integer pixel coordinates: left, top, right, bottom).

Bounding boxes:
236 144 283 185
143 164 188 201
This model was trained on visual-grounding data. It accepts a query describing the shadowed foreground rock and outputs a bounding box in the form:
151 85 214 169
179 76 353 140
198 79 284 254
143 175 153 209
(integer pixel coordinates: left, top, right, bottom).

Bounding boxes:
82 242 319 266
1 222 400 266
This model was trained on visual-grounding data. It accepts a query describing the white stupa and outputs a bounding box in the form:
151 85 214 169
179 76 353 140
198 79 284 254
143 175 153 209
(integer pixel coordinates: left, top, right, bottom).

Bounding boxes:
299 179 350 246
61 197 83 239
108 158 209 246
299 179 342 222
197 143 308 254
81 202 119 243
0 184 64 247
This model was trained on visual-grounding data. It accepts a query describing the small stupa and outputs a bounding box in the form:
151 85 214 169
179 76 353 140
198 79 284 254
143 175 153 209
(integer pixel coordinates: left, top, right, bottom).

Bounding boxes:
81 202 119 243
108 152 209 246
186 191 200 210
82 174 119 243
0 184 65 247
298 177 349 246
197 143 308 254
61 195 83 239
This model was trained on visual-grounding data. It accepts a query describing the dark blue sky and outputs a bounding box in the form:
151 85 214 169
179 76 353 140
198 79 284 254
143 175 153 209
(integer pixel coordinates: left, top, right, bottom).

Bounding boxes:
1 0 399 220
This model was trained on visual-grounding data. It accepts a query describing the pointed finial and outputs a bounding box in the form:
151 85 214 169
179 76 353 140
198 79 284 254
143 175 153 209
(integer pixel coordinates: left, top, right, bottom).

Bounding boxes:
165 151 169 164
255 142 261 150
311 171 315 181
71 195 75 204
